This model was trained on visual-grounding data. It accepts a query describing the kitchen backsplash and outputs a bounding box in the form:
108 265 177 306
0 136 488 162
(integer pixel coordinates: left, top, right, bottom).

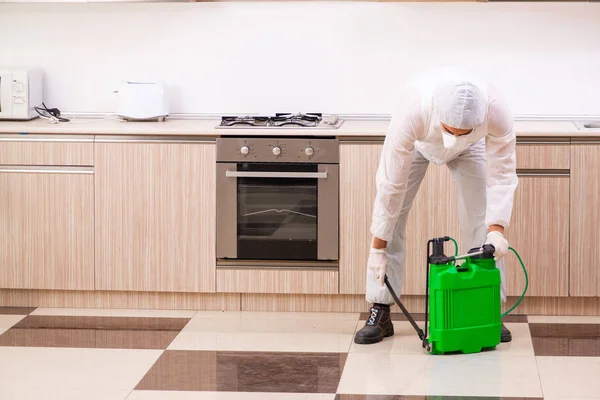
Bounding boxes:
0 1 599 116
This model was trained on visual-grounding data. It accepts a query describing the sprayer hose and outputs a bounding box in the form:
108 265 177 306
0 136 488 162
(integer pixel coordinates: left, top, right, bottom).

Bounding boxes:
449 237 459 264
501 247 529 317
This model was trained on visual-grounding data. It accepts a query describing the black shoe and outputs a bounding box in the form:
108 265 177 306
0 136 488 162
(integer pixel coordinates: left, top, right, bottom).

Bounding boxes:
501 323 512 343
354 303 394 345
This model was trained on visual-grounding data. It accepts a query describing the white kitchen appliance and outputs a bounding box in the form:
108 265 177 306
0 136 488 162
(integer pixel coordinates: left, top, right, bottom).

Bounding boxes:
0 68 43 121
115 80 169 121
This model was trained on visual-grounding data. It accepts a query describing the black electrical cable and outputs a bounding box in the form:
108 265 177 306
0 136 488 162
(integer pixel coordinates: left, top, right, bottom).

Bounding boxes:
34 103 70 122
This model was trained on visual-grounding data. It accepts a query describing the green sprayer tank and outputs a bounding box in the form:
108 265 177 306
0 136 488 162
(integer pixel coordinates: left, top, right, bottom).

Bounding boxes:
384 236 527 356
427 244 501 354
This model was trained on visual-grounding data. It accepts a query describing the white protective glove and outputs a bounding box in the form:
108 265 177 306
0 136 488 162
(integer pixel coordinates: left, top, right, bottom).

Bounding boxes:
485 231 509 261
368 247 388 287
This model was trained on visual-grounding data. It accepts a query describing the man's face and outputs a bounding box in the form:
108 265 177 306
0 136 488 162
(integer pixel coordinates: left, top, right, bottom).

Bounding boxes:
441 122 473 136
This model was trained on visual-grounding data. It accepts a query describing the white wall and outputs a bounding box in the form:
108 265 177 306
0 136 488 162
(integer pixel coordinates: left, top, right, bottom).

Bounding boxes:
1 1 599 116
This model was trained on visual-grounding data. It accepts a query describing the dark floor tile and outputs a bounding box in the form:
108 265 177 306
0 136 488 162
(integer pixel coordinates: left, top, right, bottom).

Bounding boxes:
136 350 347 393
529 323 600 338
502 314 528 323
530 323 600 357
0 328 180 349
0 307 37 315
0 315 189 349
335 396 543 400
532 337 600 357
12 315 190 330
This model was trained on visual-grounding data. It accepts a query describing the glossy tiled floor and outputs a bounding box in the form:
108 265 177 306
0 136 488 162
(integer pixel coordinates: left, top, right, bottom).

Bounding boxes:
0 307 599 399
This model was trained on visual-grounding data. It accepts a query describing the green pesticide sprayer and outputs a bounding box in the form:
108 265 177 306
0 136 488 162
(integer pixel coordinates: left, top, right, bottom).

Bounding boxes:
384 236 528 355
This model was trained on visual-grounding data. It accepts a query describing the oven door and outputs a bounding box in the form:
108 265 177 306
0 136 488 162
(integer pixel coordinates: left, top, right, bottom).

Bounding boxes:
216 162 338 263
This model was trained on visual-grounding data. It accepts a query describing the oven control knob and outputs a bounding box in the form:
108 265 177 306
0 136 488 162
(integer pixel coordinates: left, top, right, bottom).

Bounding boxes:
13 82 24 93
305 147 314 157
240 146 250 155
272 146 281 156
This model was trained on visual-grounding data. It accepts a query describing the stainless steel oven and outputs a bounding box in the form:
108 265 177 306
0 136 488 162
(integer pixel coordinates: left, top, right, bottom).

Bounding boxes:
216 137 339 268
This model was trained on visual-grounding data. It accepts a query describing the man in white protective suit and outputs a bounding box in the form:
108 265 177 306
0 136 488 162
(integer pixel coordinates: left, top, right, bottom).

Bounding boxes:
354 66 518 345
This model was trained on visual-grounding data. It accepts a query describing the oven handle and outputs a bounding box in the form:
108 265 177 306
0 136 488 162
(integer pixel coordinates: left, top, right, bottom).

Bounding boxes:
225 170 328 179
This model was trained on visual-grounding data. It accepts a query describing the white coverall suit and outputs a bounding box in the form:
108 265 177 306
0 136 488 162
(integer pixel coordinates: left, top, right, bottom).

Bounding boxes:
367 68 518 305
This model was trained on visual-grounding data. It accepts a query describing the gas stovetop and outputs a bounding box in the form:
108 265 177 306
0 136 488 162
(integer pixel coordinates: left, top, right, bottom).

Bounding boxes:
216 113 344 129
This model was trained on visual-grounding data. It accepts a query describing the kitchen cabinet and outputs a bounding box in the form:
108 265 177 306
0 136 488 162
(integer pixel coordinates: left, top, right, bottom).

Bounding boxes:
569 143 600 296
504 174 570 297
502 141 571 298
0 134 94 166
94 137 216 292
217 269 338 294
0 166 94 290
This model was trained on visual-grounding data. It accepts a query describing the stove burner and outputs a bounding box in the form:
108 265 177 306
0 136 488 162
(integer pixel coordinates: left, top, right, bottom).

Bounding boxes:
219 113 324 128
271 113 322 127
220 116 269 127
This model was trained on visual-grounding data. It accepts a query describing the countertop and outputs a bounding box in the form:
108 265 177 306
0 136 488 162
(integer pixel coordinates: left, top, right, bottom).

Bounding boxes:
0 117 598 138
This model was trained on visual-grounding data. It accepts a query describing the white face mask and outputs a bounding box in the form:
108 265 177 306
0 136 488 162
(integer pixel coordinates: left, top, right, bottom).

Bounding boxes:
442 131 458 149
441 128 472 149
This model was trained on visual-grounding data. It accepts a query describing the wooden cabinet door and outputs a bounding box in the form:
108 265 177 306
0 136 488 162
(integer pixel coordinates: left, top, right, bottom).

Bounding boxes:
504 175 570 297
339 142 382 294
570 144 600 296
0 167 94 290
95 139 216 292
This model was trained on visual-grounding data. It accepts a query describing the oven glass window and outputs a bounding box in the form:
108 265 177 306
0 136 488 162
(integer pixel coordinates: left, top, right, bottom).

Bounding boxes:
237 163 318 260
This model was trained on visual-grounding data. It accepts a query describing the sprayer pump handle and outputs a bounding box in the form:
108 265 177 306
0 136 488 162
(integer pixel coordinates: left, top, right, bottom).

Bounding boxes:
482 244 495 257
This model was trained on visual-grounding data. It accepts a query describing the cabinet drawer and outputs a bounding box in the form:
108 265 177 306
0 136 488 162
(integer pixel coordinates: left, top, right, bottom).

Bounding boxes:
516 143 570 170
0 135 94 166
217 268 338 294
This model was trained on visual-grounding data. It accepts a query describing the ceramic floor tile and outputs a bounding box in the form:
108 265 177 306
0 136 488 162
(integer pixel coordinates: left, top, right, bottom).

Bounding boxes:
32 307 197 318
168 330 355 353
0 315 188 349
183 317 359 334
170 312 358 352
135 350 347 393
528 315 600 324
0 346 162 390
338 352 542 397
0 387 130 400
530 323 600 338
532 337 600 357
0 327 181 349
493 323 534 355
0 314 26 333
184 311 360 331
12 315 191 330
350 322 532 356
530 323 600 356
128 391 335 399
537 356 600 399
